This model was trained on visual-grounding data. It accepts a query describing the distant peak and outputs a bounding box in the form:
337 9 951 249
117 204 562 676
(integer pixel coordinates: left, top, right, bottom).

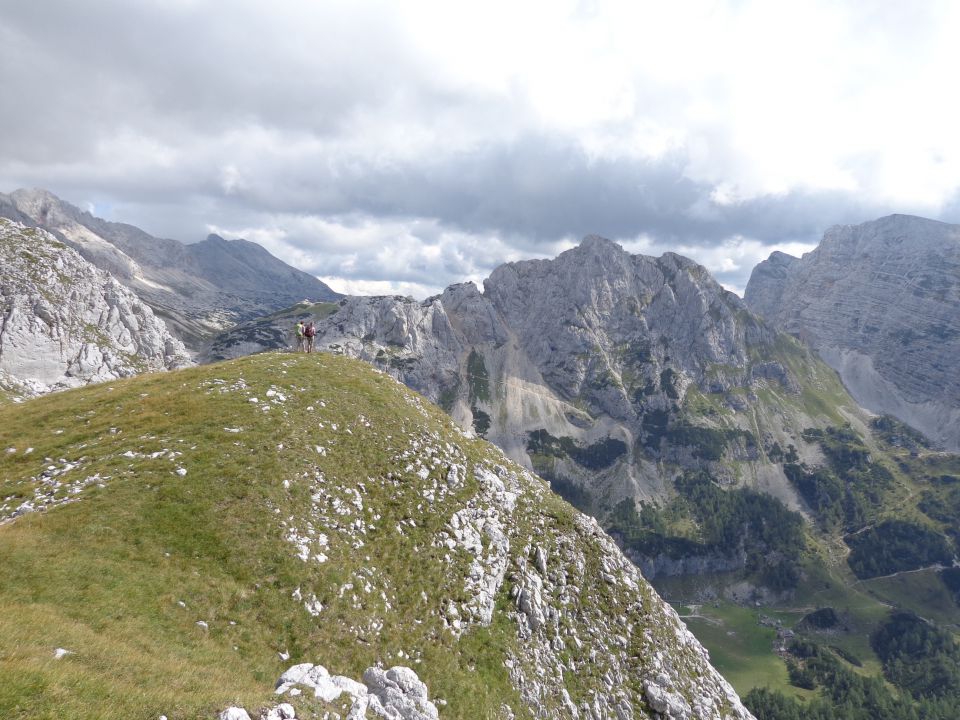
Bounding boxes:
870 213 951 228
822 213 960 250
879 213 934 222
579 234 618 250
6 188 82 225
11 187 60 201
204 233 227 243
9 187 67 210
573 235 631 261
767 250 799 264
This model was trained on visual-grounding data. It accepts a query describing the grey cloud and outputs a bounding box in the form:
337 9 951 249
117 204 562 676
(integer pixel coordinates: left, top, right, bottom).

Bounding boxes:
0 1 445 160
219 131 902 250
1 1 953 298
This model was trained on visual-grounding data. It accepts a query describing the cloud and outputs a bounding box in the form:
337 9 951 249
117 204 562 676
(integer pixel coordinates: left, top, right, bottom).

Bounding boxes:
3 1 960 297
206 214 543 295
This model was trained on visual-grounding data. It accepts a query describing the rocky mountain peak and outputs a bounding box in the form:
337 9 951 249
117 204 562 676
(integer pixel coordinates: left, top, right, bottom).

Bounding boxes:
746 213 960 449
819 213 960 256
559 234 633 272
765 250 799 265
576 233 624 254
208 235 807 529
9 186 60 207
7 187 78 228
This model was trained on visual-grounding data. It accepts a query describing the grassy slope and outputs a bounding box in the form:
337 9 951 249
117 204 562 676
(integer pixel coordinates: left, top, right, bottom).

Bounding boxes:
0 352 543 719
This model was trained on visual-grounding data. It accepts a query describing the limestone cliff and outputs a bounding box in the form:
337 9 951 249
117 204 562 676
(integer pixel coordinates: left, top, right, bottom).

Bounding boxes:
0 218 189 395
746 214 960 450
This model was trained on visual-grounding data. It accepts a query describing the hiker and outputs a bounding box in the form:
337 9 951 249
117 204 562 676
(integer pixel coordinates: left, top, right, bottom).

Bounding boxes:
295 320 305 352
304 321 316 353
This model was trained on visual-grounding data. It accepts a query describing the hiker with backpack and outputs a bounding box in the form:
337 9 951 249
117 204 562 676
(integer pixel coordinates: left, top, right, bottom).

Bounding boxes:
304 321 316 353
295 320 305 352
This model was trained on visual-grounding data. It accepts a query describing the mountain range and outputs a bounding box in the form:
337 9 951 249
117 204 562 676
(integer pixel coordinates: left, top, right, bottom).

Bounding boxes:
3 190 960 719
0 189 340 349
210 235 855 526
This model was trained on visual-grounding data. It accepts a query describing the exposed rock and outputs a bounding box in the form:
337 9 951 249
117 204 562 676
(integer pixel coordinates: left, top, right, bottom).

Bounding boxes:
218 708 252 720
626 549 747 579
645 680 693 719
363 666 440 720
0 188 340 348
261 705 296 720
0 218 190 392
273 663 439 719
746 214 960 450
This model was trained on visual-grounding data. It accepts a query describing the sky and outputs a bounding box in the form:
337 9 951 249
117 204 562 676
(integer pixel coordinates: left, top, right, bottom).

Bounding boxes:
3 1 960 297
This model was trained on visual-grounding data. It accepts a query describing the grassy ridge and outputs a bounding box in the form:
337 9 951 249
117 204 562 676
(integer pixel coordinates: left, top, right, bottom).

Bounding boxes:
0 353 538 719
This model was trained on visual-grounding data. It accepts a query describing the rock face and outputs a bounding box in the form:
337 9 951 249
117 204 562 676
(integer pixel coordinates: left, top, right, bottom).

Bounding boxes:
0 188 340 349
0 218 190 394
745 214 960 450
206 236 845 532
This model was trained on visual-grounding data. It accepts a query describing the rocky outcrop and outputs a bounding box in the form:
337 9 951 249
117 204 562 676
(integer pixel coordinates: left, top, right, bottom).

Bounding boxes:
746 214 960 450
0 218 189 393
272 663 439 719
0 188 340 349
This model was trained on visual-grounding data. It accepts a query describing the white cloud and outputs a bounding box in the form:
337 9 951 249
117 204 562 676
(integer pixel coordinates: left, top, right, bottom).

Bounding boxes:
206 213 552 297
2 0 960 297
317 276 438 298
622 233 817 296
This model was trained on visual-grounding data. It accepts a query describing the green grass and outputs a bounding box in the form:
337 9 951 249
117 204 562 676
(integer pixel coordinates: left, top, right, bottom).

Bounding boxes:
859 569 960 627
0 351 726 720
0 353 533 719
674 602 797 697
753 333 853 426
665 531 953 703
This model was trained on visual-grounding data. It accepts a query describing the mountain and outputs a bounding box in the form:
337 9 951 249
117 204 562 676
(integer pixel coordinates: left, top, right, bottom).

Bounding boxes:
0 217 189 398
0 351 753 720
209 237 855 521
6 218 960 717
0 189 340 349
200 236 960 716
745 214 960 451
